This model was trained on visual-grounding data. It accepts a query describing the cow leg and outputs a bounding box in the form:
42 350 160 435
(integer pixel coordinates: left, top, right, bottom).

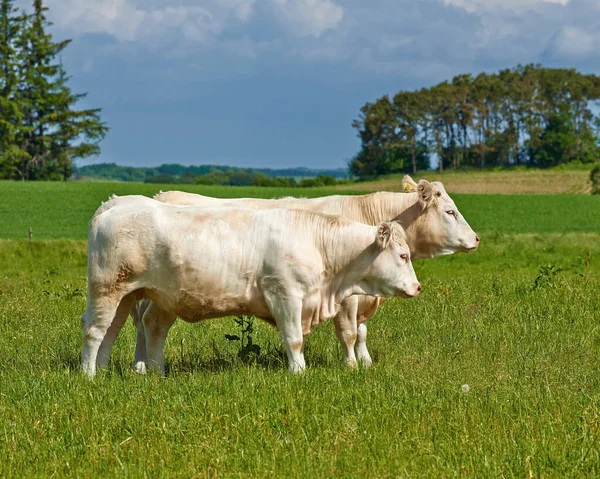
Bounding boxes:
333 297 359 368
355 321 372 367
268 296 305 373
96 293 136 369
134 320 147 374
143 303 177 375
132 299 152 374
278 317 305 374
81 296 120 379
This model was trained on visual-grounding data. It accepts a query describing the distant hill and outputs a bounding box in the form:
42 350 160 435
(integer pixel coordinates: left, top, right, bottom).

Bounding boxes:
74 163 350 182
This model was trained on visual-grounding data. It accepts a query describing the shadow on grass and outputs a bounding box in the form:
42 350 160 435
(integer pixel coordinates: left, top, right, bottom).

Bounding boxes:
165 342 288 375
52 338 345 377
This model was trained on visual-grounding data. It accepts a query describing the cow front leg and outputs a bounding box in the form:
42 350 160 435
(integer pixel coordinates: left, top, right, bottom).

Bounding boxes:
355 321 372 367
268 296 305 373
143 304 177 376
279 321 305 374
333 297 359 368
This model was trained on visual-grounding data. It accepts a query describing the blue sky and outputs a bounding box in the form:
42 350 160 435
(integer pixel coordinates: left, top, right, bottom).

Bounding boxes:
28 0 600 169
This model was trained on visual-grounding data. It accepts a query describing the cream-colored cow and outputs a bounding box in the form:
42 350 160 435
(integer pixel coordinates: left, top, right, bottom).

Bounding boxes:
82 195 421 378
132 176 479 372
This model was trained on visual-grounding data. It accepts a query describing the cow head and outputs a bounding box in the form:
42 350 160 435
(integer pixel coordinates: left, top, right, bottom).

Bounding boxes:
359 222 421 298
403 175 480 259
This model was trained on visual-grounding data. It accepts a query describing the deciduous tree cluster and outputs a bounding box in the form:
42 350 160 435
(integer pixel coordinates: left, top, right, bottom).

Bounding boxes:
351 65 600 179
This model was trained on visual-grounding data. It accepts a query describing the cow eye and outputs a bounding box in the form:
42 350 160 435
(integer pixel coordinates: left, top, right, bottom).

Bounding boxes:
446 210 456 217
400 254 408 262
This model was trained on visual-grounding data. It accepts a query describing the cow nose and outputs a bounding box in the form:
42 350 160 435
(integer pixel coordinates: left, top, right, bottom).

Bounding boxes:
475 235 480 243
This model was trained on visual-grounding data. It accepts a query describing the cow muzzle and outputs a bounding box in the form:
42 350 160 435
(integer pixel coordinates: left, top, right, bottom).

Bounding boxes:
462 235 480 252
398 282 421 298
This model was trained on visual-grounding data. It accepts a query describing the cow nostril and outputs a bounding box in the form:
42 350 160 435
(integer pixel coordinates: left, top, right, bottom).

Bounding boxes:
475 235 480 243
417 284 422 292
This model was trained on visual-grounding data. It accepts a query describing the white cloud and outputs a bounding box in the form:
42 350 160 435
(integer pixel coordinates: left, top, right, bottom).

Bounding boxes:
471 16 520 48
44 0 143 42
548 25 598 58
268 0 344 37
442 0 569 13
19 0 599 82
235 1 255 21
43 0 255 43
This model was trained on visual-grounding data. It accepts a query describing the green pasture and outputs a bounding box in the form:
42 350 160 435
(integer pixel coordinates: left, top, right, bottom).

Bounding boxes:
0 181 599 477
2 180 600 239
0 181 353 240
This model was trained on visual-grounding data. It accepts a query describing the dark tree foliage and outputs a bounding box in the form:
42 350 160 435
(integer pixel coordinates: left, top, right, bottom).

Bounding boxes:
0 0 107 180
351 65 600 179
76 162 345 186
591 165 600 195
140 168 337 188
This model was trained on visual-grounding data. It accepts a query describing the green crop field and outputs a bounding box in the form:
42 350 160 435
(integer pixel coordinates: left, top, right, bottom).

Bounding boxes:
2 180 600 239
0 180 359 240
1 181 600 477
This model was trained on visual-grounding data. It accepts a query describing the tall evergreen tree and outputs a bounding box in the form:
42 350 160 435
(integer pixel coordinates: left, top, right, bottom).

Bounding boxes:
19 0 107 180
0 0 107 180
0 0 27 179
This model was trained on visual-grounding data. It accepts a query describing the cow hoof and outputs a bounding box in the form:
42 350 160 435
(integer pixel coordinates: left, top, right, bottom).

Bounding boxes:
345 358 358 369
134 361 147 375
358 356 373 368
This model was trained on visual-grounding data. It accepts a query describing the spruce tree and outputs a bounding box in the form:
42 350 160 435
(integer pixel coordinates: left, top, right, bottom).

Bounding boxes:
0 0 27 179
13 0 107 180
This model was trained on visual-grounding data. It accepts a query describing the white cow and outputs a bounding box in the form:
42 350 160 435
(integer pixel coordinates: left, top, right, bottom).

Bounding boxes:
82 195 421 378
132 176 479 372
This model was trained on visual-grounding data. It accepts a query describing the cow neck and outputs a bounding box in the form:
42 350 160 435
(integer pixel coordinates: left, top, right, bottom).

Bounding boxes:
403 205 447 259
348 192 424 228
354 191 439 260
321 226 379 306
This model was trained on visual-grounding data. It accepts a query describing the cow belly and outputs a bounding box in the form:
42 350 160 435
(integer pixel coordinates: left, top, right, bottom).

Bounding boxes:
143 286 272 323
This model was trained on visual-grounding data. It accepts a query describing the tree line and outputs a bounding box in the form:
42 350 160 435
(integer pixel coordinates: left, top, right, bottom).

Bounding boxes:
0 0 106 181
350 65 600 179
153 170 340 188
75 163 344 187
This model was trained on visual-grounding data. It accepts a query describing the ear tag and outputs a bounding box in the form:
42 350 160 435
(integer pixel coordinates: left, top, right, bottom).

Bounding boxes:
403 182 415 193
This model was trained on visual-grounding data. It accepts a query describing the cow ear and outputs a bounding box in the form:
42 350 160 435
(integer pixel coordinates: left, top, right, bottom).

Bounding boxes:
377 222 392 249
418 180 434 204
402 175 418 193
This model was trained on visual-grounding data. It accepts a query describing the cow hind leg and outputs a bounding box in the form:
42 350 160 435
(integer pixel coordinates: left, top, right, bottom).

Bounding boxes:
144 304 177 376
96 293 137 370
81 296 121 379
355 321 372 367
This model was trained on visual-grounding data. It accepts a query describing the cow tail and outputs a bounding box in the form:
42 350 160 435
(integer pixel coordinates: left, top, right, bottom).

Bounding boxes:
130 299 142 327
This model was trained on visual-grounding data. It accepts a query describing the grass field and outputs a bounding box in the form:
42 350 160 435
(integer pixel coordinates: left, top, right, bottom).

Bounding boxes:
0 181 356 240
1 181 600 477
337 167 593 195
2 180 600 239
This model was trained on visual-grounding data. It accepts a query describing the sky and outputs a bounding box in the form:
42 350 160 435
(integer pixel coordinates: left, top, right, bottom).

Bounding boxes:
20 0 600 169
